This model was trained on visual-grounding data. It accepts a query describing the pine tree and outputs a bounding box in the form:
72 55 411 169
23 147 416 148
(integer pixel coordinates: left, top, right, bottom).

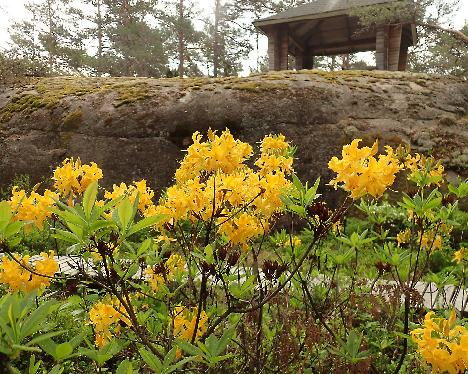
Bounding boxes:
102 0 167 76
9 0 88 74
159 0 203 77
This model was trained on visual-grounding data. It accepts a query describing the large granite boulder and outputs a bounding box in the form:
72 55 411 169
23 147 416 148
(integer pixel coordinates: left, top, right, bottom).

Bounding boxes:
0 70 467 204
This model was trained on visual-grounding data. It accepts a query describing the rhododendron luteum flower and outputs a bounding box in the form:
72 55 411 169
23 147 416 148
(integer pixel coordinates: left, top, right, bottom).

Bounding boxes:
419 230 443 251
145 253 185 292
104 180 155 214
147 130 294 248
411 310 468 374
8 187 58 229
454 248 466 263
175 129 253 184
328 139 401 199
89 299 131 348
0 251 58 292
405 153 445 186
53 157 103 200
173 306 208 342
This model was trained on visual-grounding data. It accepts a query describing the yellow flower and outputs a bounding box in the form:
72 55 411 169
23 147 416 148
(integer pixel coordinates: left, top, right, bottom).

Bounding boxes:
53 158 103 200
454 248 465 263
218 212 264 246
405 153 445 187
88 298 131 348
396 228 411 246
8 187 58 230
419 231 443 251
173 306 207 342
260 134 289 153
151 130 293 244
104 180 155 214
175 129 253 184
328 139 401 199
145 253 185 292
0 251 58 292
411 310 468 373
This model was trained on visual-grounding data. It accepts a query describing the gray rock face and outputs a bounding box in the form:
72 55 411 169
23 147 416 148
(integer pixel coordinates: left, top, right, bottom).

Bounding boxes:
0 71 467 204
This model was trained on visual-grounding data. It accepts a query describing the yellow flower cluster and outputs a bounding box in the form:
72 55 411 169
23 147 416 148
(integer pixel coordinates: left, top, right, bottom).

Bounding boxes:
8 187 58 229
104 180 155 214
411 310 468 373
53 158 103 201
147 130 293 248
454 248 466 264
0 251 58 292
89 299 131 348
175 129 253 184
396 228 411 246
173 305 208 342
419 230 443 251
405 153 445 186
328 139 401 199
145 253 185 292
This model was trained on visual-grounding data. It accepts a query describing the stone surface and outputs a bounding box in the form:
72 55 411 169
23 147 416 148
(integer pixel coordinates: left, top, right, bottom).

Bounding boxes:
0 70 467 204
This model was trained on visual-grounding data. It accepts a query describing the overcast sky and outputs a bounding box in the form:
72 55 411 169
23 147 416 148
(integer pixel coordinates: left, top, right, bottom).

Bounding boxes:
0 0 466 73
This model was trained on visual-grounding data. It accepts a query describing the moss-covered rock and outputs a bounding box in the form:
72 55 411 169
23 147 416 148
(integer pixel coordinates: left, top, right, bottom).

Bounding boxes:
0 70 466 204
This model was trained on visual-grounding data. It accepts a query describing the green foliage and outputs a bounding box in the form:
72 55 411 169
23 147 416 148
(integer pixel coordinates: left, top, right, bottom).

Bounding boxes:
0 292 62 362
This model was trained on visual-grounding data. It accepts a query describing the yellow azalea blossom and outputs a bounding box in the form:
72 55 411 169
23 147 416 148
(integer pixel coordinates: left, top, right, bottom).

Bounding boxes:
260 134 289 153
218 212 264 246
104 180 155 214
411 310 468 374
173 306 208 342
0 251 58 292
53 158 103 201
88 298 131 348
454 248 465 263
145 253 185 292
8 187 58 230
396 228 411 246
328 139 402 199
150 130 293 243
419 231 443 251
175 129 253 184
405 153 445 187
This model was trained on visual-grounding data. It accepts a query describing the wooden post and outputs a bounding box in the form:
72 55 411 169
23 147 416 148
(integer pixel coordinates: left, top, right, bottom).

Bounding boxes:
295 53 304 70
267 29 278 71
398 43 408 71
278 25 289 70
303 54 314 69
375 25 388 70
388 24 402 71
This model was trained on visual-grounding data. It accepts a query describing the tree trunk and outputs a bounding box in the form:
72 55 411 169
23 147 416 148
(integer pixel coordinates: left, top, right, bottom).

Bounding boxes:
213 0 221 77
96 0 104 75
46 0 55 73
415 21 468 45
178 0 185 78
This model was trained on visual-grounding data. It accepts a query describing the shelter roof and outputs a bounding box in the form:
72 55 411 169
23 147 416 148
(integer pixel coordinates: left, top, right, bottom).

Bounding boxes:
254 0 398 27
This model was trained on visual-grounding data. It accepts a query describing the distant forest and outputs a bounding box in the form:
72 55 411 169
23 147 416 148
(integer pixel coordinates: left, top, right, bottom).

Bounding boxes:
0 0 466 81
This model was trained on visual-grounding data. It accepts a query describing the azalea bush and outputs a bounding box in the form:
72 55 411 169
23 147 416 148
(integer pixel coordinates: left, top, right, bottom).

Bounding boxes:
0 130 466 373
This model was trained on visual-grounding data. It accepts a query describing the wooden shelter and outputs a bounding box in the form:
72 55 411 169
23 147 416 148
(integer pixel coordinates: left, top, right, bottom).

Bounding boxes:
253 0 417 71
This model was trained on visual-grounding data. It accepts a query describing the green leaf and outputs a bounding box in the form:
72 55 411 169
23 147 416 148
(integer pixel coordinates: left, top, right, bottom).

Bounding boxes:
48 366 64 374
83 181 98 219
26 330 66 347
176 340 203 357
214 326 235 356
0 200 13 222
118 198 134 230
204 244 214 264
126 214 166 237
116 360 133 374
139 348 162 372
